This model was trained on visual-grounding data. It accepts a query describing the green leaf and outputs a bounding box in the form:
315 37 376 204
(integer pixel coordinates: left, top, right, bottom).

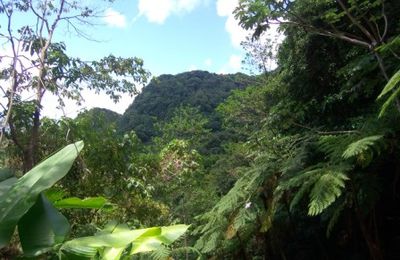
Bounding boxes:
0 169 17 198
53 197 108 209
0 168 14 182
377 69 400 99
379 86 400 117
18 194 70 256
0 141 84 248
377 69 400 117
130 225 188 254
44 188 67 203
61 224 189 258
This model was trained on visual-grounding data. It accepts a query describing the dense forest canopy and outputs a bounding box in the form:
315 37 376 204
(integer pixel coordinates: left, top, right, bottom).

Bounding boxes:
1 0 400 259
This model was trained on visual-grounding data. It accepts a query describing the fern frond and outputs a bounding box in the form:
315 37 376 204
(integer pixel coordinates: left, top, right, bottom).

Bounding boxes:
289 174 320 211
171 246 203 260
278 164 324 192
308 171 348 216
342 135 384 161
318 135 356 162
201 231 220 253
150 246 172 260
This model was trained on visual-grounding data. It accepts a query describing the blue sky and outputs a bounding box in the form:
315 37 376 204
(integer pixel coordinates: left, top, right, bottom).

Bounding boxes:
1 0 281 117
61 0 248 76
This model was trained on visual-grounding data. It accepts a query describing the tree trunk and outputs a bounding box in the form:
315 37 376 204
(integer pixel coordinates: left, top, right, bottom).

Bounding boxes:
355 208 383 260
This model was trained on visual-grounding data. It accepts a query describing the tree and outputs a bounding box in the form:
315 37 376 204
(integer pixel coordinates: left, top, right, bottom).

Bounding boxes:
154 105 211 150
235 0 400 110
0 0 150 172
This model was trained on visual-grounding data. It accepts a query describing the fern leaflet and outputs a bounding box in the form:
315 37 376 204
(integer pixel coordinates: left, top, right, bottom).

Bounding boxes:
308 171 348 216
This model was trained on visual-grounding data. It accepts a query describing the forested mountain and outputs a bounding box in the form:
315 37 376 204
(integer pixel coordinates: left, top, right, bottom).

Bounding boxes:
2 0 400 259
77 108 121 126
118 70 254 141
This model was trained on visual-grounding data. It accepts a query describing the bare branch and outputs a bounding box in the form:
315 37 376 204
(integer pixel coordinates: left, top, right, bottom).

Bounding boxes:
291 122 361 135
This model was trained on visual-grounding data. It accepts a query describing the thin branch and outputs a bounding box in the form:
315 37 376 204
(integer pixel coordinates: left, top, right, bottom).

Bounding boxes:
275 20 372 49
65 19 101 42
291 122 361 135
337 0 377 45
381 0 388 40
30 1 50 33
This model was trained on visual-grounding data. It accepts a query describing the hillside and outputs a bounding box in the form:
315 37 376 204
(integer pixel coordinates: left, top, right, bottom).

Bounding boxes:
118 70 254 141
76 107 121 125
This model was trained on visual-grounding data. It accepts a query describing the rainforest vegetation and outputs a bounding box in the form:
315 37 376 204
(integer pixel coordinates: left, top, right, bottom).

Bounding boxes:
1 0 400 259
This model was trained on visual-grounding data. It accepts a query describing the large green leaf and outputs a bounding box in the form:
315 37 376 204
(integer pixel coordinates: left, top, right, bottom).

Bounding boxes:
0 141 84 248
0 168 14 182
18 194 70 256
53 196 108 209
0 169 17 198
61 224 189 259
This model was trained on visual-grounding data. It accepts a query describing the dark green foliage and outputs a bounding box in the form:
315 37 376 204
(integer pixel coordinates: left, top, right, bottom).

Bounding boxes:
191 1 400 259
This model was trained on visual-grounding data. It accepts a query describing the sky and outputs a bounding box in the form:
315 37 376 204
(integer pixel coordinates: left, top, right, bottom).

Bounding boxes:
0 0 282 118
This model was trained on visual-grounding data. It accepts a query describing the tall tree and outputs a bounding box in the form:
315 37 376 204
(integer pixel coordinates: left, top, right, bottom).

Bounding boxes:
0 0 149 172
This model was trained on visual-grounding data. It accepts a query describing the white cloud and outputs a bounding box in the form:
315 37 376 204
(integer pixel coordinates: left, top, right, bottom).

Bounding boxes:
218 54 243 74
216 0 249 48
103 8 127 28
204 58 212 67
228 54 242 70
216 0 286 69
216 0 236 16
138 0 203 24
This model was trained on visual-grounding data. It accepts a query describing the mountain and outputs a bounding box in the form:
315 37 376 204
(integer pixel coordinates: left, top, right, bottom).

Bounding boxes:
76 108 121 128
118 70 254 142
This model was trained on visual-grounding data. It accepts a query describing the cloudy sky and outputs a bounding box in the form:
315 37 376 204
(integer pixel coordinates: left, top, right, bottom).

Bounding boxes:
73 0 249 75
1 0 281 118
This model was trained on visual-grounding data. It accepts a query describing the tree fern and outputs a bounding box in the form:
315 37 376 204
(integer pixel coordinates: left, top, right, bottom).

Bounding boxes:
308 171 349 216
170 246 203 259
194 152 275 254
278 164 349 216
289 173 320 211
318 134 357 162
342 135 384 166
150 246 203 260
